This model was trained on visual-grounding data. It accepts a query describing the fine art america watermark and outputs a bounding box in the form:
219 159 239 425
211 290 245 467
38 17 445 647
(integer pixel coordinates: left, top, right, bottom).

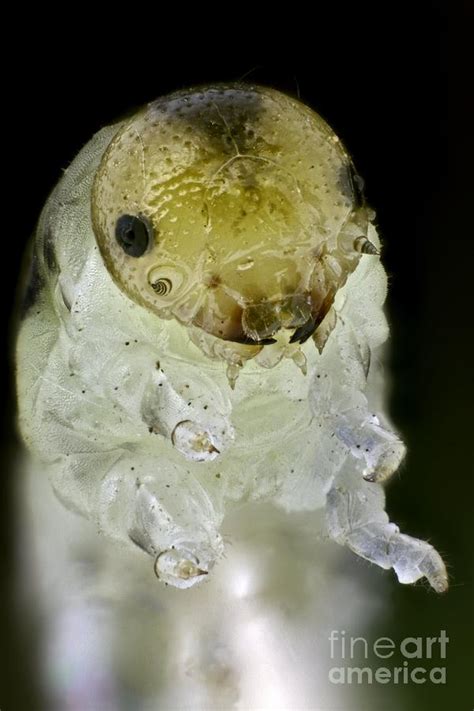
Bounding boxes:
328 630 449 685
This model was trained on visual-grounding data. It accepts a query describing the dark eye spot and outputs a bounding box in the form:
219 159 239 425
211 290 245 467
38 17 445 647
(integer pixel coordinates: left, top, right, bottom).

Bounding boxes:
115 214 153 257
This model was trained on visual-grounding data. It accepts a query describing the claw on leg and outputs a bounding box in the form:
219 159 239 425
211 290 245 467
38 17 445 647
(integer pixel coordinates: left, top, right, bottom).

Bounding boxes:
333 412 406 484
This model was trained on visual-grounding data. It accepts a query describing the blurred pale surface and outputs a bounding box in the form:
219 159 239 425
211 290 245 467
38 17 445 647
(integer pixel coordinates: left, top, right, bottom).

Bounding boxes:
20 455 392 711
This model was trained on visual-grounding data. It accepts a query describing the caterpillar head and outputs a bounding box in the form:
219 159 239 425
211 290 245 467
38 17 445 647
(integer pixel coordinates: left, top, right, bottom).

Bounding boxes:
92 85 374 367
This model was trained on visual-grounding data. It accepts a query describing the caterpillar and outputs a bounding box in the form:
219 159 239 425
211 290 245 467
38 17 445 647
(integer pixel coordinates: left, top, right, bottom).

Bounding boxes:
16 84 447 592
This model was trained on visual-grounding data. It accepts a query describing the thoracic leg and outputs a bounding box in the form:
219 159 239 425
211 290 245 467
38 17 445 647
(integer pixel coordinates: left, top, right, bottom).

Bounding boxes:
325 469 448 592
53 450 225 589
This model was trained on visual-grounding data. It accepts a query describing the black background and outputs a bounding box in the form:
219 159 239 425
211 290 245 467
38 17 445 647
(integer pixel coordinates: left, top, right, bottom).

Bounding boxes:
1 4 472 709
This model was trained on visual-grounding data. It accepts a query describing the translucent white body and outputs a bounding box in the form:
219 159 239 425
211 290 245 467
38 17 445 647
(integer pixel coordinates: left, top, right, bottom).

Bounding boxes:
16 91 447 593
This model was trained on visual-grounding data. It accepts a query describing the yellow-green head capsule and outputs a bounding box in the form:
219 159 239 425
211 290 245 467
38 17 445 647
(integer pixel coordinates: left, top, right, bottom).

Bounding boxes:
92 86 371 378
